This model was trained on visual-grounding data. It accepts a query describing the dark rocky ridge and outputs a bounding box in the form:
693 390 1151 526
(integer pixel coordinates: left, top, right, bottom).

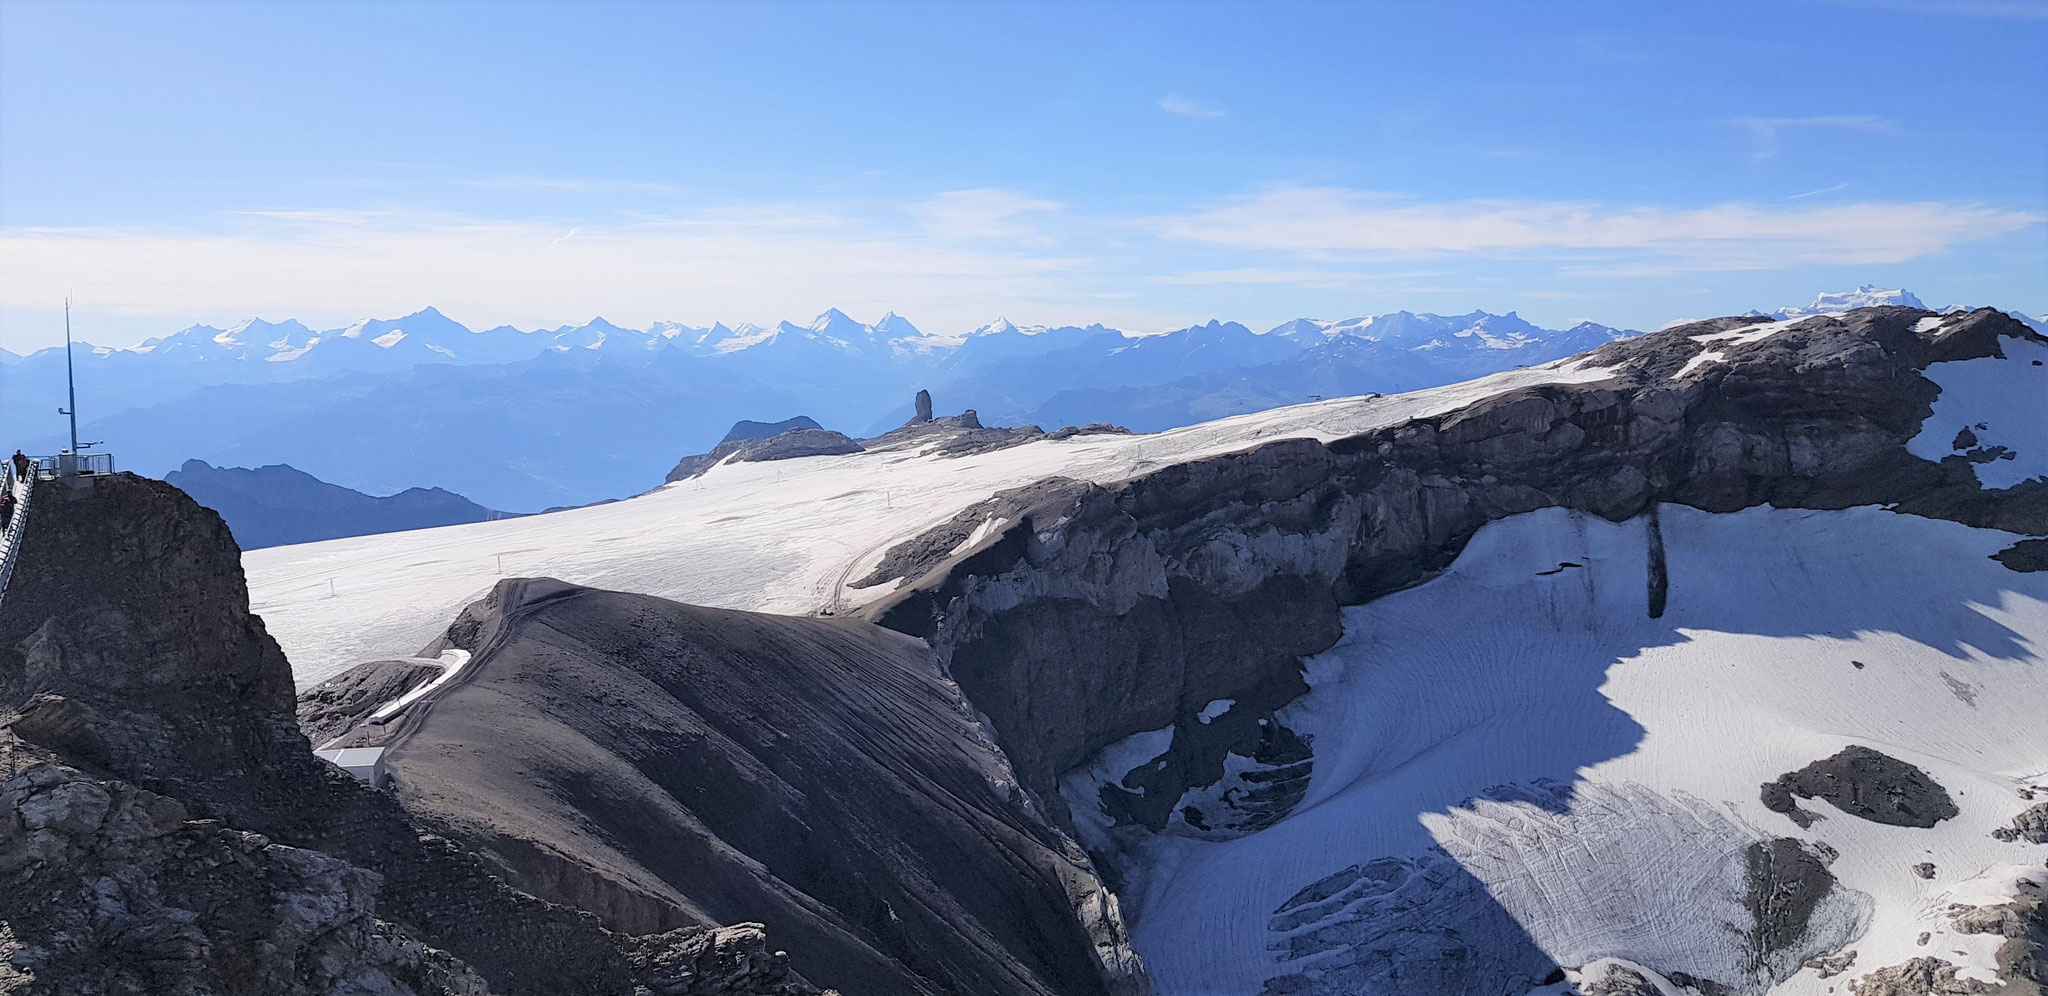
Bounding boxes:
666 428 865 482
854 305 2048 838
305 577 1135 996
1761 745 1960 830
723 416 824 442
166 459 511 549
0 474 823 995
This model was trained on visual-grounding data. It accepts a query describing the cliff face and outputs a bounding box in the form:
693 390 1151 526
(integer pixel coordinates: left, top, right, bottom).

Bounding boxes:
307 577 1137 996
0 474 820 996
856 307 2048 826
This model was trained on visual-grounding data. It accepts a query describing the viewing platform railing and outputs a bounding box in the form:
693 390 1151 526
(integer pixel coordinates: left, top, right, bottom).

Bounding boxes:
0 466 34 606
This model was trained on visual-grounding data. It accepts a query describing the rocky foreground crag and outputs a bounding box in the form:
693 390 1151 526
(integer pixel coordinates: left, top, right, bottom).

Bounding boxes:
0 474 824 996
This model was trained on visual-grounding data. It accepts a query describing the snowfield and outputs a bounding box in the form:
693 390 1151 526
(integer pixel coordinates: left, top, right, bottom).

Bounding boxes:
247 357 1615 686
1906 335 2048 490
1064 504 2048 995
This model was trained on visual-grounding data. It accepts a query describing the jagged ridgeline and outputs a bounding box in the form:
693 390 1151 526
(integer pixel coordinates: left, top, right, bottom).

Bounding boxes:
5 305 2047 996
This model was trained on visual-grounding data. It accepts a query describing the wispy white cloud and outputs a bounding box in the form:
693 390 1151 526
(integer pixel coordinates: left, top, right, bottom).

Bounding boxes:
1159 94 1227 119
1787 182 1850 200
912 188 1063 240
454 175 683 195
1148 186 2043 272
1725 115 1898 161
0 206 1095 336
5 185 2039 343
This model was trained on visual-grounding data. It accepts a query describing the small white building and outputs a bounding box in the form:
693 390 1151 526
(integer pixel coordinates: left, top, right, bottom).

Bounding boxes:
314 747 389 788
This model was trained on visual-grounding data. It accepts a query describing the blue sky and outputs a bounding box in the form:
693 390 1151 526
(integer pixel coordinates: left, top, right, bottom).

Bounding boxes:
2 0 2043 350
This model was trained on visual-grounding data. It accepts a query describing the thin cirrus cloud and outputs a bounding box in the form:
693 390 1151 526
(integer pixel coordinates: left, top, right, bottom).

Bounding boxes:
912 188 1064 240
1159 94 1227 119
1724 114 1898 161
4 184 2041 341
0 202 1097 337
1146 186 2043 272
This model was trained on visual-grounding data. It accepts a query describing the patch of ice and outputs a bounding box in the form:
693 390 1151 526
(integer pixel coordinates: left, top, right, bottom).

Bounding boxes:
1197 698 1234 724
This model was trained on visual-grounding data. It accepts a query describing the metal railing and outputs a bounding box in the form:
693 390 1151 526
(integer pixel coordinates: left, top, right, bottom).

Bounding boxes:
28 452 115 478
0 467 34 607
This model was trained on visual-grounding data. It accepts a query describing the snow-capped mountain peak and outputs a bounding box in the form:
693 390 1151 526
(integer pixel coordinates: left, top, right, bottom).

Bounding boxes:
971 318 1023 337
875 311 922 338
1776 285 1926 318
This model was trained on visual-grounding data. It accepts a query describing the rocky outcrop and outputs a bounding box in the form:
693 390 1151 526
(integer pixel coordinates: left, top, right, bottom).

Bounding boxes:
724 417 824 443
297 658 442 745
313 577 1135 996
1761 745 1959 830
1 758 490 996
1994 537 2048 572
864 410 1046 457
0 473 823 996
855 306 2047 840
1046 423 1134 440
1850 958 1997 994
912 390 933 423
666 429 863 482
1994 802 2048 843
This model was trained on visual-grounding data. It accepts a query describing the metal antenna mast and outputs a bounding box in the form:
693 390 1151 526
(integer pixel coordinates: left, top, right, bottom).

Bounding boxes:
60 297 80 453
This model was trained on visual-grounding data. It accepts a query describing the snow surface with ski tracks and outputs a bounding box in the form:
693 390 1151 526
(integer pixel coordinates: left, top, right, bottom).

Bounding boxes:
247 357 1614 686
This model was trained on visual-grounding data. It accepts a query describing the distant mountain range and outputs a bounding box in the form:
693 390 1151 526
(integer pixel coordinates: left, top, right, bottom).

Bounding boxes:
165 460 512 549
4 288 2035 511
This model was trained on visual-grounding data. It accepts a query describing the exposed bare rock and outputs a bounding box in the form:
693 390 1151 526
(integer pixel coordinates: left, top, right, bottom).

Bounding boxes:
0 474 823 996
912 389 933 423
1046 423 1133 440
1582 964 1663 995
0 758 493 996
667 428 864 482
1804 949 1857 978
1914 862 1937 879
1745 838 1854 980
1850 957 1997 994
1761 745 1959 829
1994 537 2048 572
617 923 820 996
863 410 1046 456
368 577 1131 996
1993 802 2048 843
296 658 442 745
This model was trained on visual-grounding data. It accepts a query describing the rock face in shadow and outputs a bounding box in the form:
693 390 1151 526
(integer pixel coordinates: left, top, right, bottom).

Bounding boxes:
0 473 822 996
321 577 1133 996
1761 745 1959 830
1994 537 2048 572
856 306 2046 842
